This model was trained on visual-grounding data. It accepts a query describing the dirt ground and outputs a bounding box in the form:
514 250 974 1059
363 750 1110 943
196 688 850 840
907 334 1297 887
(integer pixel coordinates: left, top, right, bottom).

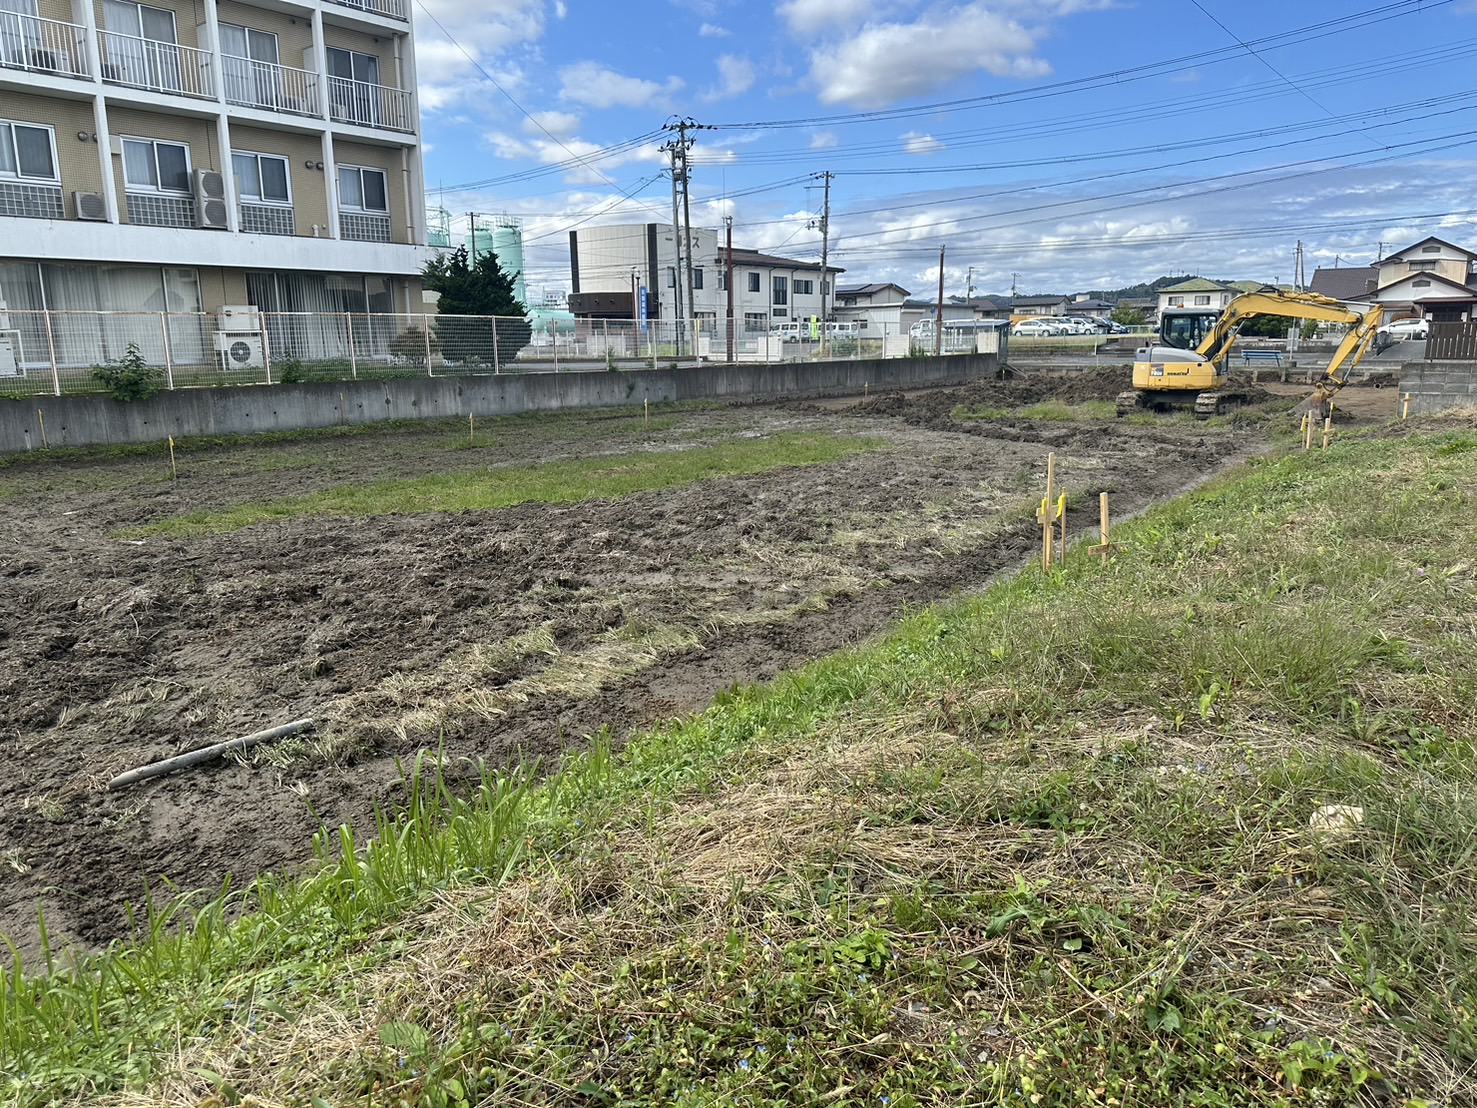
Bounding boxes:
0 367 1389 966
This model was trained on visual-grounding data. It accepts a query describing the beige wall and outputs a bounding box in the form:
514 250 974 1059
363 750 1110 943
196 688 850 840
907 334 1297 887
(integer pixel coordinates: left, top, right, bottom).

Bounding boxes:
214 0 313 65
94 0 208 49
334 139 407 242
229 124 329 235
39 0 75 23
1 93 105 202
105 107 218 223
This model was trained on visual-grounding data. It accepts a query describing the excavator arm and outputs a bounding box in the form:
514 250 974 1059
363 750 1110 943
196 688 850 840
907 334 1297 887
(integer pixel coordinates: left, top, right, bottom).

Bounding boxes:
1195 288 1386 405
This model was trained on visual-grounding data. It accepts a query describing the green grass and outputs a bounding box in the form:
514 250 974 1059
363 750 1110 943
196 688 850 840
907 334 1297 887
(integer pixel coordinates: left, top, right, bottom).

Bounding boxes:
5 422 1477 1106
955 398 1120 421
129 430 882 536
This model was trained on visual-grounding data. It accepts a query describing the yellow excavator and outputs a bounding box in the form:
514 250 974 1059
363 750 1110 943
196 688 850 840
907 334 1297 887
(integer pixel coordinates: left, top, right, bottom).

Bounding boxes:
1117 287 1387 419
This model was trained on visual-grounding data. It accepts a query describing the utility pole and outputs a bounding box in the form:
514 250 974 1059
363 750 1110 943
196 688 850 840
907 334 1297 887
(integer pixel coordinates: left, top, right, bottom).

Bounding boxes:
725 215 735 364
934 244 946 357
468 212 477 260
1295 240 1304 291
663 141 685 356
813 171 832 358
966 265 974 300
1011 272 1020 298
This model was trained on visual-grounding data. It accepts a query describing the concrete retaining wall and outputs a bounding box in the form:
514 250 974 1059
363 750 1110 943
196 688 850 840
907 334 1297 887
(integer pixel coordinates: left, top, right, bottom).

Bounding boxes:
1399 362 1477 415
0 354 1002 454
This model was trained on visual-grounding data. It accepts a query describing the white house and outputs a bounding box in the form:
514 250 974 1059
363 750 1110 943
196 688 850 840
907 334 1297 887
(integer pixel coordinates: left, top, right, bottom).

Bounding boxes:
566 223 842 334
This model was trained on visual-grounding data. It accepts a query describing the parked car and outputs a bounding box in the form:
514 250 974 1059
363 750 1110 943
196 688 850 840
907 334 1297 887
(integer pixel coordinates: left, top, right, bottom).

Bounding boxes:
1382 317 1429 341
1011 319 1057 337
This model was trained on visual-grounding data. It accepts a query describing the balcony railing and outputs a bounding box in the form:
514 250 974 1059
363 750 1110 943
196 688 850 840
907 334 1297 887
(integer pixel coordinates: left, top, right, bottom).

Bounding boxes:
324 0 409 22
0 11 90 78
222 56 321 117
340 212 390 242
328 76 413 132
0 182 64 219
98 31 214 99
125 192 195 227
240 203 294 236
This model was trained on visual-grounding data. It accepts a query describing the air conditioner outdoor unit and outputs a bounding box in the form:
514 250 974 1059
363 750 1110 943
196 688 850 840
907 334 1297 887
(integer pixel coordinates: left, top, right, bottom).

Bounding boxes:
214 332 265 370
73 191 107 220
194 168 228 229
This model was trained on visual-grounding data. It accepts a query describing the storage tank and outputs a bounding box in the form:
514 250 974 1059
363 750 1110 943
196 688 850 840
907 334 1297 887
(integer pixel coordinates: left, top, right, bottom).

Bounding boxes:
490 216 528 308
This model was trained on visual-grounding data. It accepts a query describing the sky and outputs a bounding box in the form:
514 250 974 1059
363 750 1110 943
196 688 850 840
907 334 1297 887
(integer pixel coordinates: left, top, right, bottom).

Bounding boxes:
411 0 1477 303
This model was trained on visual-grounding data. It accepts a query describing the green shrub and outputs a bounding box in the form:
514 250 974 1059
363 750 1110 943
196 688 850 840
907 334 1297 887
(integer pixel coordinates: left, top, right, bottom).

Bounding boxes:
91 343 163 402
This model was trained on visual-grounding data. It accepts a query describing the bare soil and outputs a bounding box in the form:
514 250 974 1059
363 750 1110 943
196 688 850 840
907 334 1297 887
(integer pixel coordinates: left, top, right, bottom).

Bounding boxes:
0 368 1379 965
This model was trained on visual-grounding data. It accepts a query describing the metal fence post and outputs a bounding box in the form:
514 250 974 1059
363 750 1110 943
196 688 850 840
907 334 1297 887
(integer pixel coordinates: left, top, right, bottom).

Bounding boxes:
346 312 358 379
260 313 273 385
159 312 175 388
42 311 60 396
552 319 559 373
491 316 500 374
423 314 432 377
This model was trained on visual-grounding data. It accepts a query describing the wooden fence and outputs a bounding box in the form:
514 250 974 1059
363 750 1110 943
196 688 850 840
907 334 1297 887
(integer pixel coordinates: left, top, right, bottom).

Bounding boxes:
1427 321 1477 361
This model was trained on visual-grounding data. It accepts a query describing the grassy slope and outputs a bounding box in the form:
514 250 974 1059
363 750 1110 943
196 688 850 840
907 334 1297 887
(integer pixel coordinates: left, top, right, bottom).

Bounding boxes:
4 420 1476 1107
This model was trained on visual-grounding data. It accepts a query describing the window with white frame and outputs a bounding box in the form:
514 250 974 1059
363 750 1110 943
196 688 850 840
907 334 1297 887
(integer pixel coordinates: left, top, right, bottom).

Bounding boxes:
794 278 814 295
0 120 57 181
232 151 290 204
1193 294 1211 306
337 164 387 211
122 136 190 192
1167 295 1184 307
747 272 760 293
772 275 787 305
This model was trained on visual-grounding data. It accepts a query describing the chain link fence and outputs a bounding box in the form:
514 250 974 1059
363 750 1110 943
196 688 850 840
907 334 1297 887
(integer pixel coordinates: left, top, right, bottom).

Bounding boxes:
0 311 1004 397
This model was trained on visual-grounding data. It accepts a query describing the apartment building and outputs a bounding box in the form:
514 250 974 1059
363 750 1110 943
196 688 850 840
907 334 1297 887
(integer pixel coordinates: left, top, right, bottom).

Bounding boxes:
0 0 427 368
565 223 842 334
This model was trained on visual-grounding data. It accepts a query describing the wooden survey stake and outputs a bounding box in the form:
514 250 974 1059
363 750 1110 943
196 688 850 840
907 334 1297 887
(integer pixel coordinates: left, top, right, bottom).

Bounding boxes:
1088 492 1115 558
1036 452 1056 570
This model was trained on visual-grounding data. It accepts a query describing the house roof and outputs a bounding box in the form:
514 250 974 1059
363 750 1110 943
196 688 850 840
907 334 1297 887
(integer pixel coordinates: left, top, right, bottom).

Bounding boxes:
1012 294 1069 306
1371 270 1477 301
1161 277 1230 293
1376 236 1476 265
1069 298 1115 310
834 282 909 298
1309 266 1378 301
727 248 843 273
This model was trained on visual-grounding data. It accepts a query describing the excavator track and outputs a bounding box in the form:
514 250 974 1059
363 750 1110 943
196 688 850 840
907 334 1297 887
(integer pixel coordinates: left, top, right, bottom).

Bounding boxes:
1193 392 1222 420
1115 390 1146 417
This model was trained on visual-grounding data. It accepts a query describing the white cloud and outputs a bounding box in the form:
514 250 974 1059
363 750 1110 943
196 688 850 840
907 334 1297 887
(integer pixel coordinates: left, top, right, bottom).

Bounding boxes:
777 0 877 36
901 130 944 155
806 5 1049 108
521 110 582 138
699 21 730 35
558 61 685 109
703 54 756 102
554 0 567 16
412 0 545 112
809 131 839 149
483 128 665 185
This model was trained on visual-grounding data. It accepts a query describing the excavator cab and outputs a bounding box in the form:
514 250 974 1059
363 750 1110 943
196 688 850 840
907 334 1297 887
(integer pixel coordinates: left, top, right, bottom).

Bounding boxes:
1158 308 1220 350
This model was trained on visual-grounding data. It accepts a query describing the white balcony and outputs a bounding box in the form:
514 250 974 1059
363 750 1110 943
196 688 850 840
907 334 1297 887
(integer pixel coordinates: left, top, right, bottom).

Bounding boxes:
223 56 321 118
0 11 90 78
98 31 214 99
325 0 409 22
328 76 413 133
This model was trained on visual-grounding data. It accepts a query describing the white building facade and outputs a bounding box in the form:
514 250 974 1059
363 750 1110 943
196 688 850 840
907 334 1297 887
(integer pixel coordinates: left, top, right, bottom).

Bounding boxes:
567 223 841 335
0 0 429 370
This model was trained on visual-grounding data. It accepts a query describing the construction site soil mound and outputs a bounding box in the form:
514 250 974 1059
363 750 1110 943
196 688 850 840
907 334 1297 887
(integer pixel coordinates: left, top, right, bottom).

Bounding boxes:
0 377 1307 965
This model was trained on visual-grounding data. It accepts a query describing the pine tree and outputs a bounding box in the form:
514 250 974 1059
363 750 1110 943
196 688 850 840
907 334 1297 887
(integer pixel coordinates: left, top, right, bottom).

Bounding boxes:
422 245 532 366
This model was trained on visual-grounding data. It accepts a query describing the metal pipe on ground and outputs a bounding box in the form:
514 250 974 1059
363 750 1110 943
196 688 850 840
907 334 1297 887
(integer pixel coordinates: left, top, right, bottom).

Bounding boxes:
106 719 315 791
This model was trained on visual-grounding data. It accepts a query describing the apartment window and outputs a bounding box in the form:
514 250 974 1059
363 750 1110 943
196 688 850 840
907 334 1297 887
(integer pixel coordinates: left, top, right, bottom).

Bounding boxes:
232 151 290 204
747 272 760 293
794 278 814 296
0 121 56 181
1167 295 1184 307
693 267 704 290
337 164 387 211
102 1 182 91
123 137 191 192
1193 294 1211 306
327 46 381 124
717 270 726 291
666 266 676 287
772 275 787 306
220 23 281 108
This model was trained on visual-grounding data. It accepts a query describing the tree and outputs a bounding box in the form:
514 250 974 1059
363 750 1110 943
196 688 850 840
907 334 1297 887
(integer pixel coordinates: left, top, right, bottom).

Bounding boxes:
422 245 531 366
1110 303 1146 327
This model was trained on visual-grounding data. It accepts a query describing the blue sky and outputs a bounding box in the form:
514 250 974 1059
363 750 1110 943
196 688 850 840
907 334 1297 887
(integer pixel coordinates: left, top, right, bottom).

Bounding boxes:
412 0 1477 303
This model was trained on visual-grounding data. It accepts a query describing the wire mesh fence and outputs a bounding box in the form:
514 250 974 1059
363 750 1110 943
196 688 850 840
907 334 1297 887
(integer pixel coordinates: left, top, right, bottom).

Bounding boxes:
0 311 1005 397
